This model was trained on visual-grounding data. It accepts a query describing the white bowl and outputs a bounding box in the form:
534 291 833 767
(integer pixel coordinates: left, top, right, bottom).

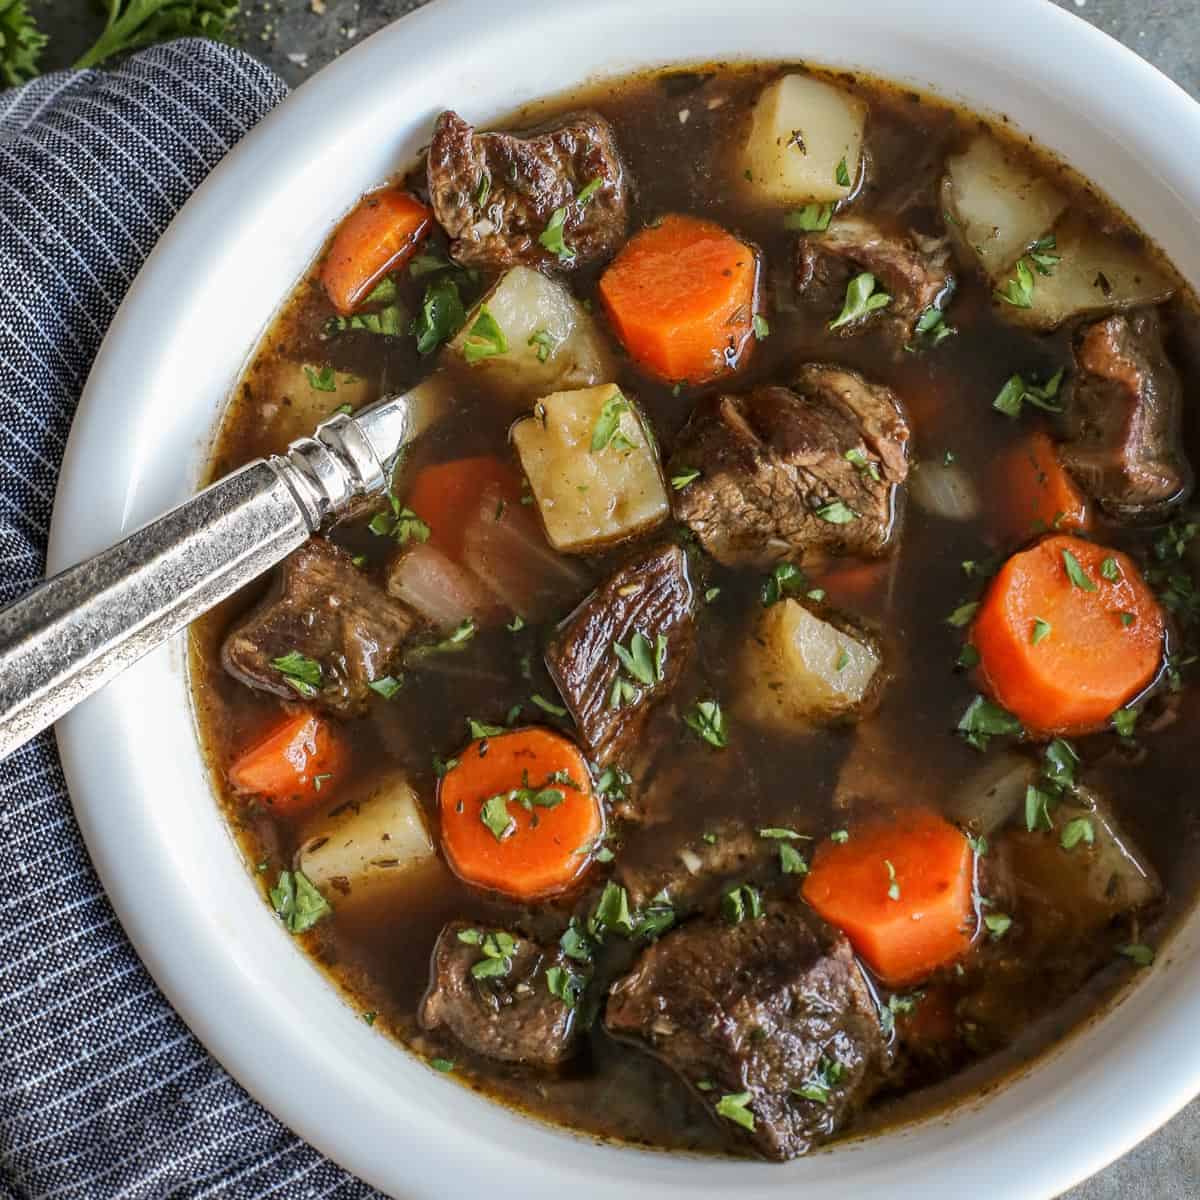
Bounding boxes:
48 1 1200 1196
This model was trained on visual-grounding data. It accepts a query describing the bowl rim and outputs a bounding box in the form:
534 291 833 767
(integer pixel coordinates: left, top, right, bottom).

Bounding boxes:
48 1 1200 1197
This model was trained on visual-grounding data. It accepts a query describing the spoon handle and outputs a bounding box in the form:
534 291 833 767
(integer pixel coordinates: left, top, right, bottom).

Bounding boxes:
0 381 445 762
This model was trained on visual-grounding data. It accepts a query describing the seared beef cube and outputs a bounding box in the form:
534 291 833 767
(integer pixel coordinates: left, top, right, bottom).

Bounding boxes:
420 921 584 1067
1060 310 1192 517
222 538 414 717
616 819 780 914
670 365 910 567
545 543 695 765
427 109 629 271
795 217 953 339
606 904 887 1159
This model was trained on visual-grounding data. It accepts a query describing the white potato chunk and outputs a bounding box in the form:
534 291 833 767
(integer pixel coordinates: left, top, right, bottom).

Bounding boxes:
999 785 1160 943
996 213 1175 331
256 358 375 445
942 134 1068 276
741 74 866 203
511 382 669 553
297 774 434 904
947 754 1036 836
447 266 613 401
738 599 881 730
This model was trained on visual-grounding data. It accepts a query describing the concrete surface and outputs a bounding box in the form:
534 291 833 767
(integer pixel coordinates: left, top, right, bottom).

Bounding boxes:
25 0 1200 1196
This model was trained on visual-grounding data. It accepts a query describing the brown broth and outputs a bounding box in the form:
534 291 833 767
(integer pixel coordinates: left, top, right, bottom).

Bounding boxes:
190 63 1200 1157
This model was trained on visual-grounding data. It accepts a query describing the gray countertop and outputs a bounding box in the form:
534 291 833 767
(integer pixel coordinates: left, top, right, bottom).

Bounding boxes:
26 0 1200 1196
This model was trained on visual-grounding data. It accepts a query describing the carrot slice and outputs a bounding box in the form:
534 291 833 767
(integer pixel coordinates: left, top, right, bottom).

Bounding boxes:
972 534 1163 735
803 808 974 987
228 712 344 814
995 431 1091 540
321 187 432 315
438 727 602 899
404 456 524 563
598 213 759 384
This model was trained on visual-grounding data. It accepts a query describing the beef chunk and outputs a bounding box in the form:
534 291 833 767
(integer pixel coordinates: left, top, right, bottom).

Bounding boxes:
426 109 629 271
420 921 583 1067
222 538 414 717
670 365 910 567
616 819 779 914
606 904 887 1159
795 217 953 339
545 543 695 765
1060 309 1192 517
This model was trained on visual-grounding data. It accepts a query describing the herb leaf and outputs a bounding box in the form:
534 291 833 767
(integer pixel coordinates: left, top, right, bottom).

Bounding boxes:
784 203 833 232
591 390 632 452
480 794 516 841
715 1091 755 1131
411 277 466 355
1062 548 1097 591
684 699 727 748
1060 817 1095 850
269 869 331 934
815 499 858 524
957 695 1023 751
271 651 322 698
461 305 508 364
829 272 891 330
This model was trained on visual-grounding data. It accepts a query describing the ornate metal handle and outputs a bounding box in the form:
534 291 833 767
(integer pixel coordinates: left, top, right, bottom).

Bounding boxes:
0 378 446 761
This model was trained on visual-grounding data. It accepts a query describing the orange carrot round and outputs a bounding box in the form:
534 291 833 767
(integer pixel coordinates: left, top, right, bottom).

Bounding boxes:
321 188 432 315
803 808 974 987
972 534 1163 735
228 712 345 814
438 727 602 899
404 456 523 563
598 213 759 384
995 431 1090 540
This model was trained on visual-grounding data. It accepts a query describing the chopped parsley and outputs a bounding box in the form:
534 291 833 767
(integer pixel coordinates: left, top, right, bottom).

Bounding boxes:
1060 817 1095 850
530 693 568 717
783 203 833 232
411 276 466 354
1062 548 1097 591
752 313 770 340
715 1091 755 1131
303 365 337 392
671 466 701 490
528 328 558 362
269 869 331 934
1031 617 1052 645
430 1057 455 1073
467 716 506 739
613 630 665 688
588 881 635 940
368 493 431 545
946 601 980 628
992 367 1065 418
793 1056 844 1105
432 754 459 778
538 177 603 263
984 912 1012 940
367 674 403 699
480 794 517 841
546 965 586 1010
721 883 764 924
835 155 852 187
590 389 632 452
1101 556 1122 582
270 651 322 699
506 614 526 632
461 305 508 365
815 498 858 524
684 698 727 748
1117 943 1155 967
884 859 900 901
779 842 808 875
845 446 882 482
762 562 809 606
957 695 1023 751
1112 706 1140 739
829 271 890 330
830 829 849 844
469 930 518 980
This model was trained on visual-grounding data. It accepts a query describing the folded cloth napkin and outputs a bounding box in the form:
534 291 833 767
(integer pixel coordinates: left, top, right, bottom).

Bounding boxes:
0 39 378 1200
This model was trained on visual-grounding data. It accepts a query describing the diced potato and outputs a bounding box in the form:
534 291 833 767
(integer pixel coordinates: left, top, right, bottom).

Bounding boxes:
996 213 1175 331
947 754 1035 836
997 785 1160 945
741 74 866 204
942 134 1068 276
256 358 375 445
738 599 881 730
447 266 613 401
511 382 669 553
297 774 435 904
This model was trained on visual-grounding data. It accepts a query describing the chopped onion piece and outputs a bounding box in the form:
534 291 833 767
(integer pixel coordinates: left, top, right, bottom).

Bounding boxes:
910 460 980 522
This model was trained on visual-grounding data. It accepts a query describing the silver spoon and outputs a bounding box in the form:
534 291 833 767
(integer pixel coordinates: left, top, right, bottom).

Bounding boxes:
0 376 449 761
